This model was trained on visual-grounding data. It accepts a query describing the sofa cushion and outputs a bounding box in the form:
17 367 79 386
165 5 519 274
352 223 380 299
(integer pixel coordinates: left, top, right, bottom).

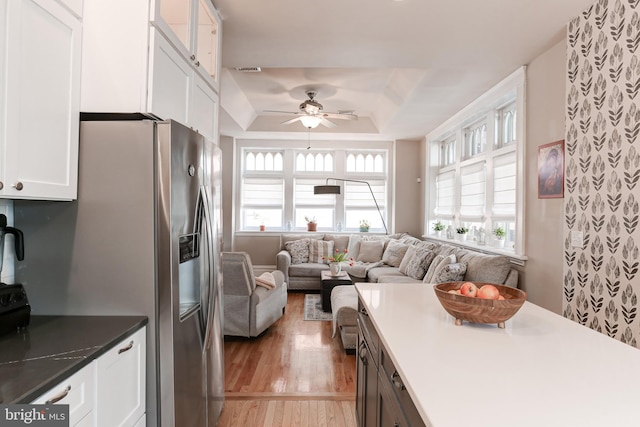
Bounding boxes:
457 251 512 284
284 238 310 264
289 262 329 277
377 274 422 283
357 240 385 263
404 248 437 280
324 234 350 253
398 245 417 274
432 262 467 283
366 266 401 283
309 239 334 264
382 240 409 267
423 254 456 283
347 234 362 260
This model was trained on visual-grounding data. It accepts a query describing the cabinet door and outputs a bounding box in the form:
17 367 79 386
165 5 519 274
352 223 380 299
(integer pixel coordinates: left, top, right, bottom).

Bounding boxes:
152 0 220 90
3 0 80 200
31 362 96 426
190 75 218 142
193 0 220 87
95 327 146 427
356 326 378 427
376 368 408 427
148 28 192 124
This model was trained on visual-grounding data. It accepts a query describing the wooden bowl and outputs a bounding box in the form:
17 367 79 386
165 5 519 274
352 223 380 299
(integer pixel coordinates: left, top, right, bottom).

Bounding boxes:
433 282 527 328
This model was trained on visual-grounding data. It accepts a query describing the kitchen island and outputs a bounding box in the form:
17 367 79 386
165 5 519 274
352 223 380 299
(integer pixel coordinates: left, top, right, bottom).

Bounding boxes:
355 282 640 427
0 315 147 404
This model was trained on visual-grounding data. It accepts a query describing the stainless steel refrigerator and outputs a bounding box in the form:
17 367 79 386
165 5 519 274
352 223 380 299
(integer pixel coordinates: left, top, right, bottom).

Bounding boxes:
15 116 224 427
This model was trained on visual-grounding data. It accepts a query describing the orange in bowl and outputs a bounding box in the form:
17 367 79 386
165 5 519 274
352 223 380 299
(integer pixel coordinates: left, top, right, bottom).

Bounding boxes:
433 282 527 328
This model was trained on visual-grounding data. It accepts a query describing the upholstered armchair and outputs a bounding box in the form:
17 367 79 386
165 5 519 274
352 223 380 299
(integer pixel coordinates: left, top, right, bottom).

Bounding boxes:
221 252 288 337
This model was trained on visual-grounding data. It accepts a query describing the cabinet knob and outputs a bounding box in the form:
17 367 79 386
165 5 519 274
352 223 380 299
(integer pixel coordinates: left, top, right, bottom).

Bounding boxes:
13 182 23 191
0 181 3 190
194 60 200 67
190 54 196 61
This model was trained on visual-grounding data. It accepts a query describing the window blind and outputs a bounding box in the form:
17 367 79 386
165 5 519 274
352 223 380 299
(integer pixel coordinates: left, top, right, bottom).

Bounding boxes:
492 152 517 216
435 170 456 216
460 162 486 217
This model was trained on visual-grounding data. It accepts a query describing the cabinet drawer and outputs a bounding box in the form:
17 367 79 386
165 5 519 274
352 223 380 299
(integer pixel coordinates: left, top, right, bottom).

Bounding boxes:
96 326 146 427
31 362 95 426
380 346 426 427
357 299 379 366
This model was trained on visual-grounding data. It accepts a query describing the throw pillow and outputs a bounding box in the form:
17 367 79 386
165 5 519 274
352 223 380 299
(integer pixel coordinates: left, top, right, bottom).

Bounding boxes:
404 248 437 280
423 254 456 283
382 240 409 267
432 262 468 284
398 245 417 274
309 239 334 264
255 272 276 289
284 238 310 264
357 240 385 263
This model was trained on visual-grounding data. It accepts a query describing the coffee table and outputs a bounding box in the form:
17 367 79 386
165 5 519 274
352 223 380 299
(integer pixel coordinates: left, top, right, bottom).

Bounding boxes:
320 270 353 312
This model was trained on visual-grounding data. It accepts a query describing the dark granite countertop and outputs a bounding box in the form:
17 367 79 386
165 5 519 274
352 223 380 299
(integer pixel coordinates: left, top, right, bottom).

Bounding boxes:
0 315 148 403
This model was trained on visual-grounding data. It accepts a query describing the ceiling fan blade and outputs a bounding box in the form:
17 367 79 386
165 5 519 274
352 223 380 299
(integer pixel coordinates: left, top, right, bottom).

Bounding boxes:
323 112 358 121
281 117 302 125
319 118 337 128
265 110 301 115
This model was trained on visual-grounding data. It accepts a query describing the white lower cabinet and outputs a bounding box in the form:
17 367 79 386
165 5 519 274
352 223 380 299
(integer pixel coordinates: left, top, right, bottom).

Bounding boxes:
31 326 146 427
95 327 146 427
31 361 95 426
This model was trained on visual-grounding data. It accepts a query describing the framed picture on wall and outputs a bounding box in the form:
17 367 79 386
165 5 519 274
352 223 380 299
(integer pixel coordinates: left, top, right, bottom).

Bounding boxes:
538 140 565 199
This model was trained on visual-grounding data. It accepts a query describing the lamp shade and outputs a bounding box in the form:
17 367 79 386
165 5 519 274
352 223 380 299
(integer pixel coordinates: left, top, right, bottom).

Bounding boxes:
300 115 322 129
313 185 341 195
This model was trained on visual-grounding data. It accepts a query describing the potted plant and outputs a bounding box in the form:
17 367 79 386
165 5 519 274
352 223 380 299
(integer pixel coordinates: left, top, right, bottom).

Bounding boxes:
493 226 506 248
322 249 354 276
305 216 317 232
259 222 266 232
456 226 469 241
359 219 370 232
433 221 445 237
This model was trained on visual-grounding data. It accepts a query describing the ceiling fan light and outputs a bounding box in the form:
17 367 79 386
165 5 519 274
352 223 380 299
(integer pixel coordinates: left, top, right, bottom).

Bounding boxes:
300 115 322 128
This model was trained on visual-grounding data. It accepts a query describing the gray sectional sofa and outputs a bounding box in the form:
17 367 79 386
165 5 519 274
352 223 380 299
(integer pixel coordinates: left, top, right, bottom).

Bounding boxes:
276 232 519 291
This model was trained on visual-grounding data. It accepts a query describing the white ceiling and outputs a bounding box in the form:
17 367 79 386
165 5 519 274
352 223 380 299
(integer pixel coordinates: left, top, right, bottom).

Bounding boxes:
212 0 595 141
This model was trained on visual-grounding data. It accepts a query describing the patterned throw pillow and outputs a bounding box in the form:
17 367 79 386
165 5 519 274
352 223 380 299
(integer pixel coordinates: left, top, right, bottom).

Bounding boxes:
382 240 409 267
423 254 456 283
432 262 468 284
309 239 335 264
284 239 310 264
404 248 437 280
398 245 417 274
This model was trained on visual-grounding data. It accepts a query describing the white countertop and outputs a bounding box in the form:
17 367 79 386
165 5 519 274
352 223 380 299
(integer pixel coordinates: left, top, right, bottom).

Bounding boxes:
355 282 640 427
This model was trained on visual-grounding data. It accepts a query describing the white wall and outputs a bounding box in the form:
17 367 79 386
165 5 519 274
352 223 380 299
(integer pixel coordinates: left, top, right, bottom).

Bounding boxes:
523 39 567 314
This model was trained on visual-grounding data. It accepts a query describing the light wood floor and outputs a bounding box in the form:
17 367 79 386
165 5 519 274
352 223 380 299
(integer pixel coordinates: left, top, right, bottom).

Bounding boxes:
217 292 357 427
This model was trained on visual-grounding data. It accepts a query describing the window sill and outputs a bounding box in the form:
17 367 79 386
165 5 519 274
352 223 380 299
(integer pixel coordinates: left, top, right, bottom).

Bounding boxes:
423 235 527 266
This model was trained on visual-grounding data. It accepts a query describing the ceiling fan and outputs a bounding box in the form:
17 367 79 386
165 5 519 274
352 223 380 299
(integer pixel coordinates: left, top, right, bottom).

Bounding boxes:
265 90 358 129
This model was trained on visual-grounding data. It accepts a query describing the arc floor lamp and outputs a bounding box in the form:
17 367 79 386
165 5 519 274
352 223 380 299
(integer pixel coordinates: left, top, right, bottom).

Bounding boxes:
314 178 388 235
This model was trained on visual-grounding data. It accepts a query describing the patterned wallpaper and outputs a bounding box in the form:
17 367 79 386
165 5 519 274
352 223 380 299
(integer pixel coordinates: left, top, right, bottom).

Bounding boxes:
564 0 640 348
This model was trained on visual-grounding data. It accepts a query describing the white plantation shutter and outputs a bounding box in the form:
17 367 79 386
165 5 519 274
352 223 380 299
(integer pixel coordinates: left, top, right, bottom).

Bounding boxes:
435 170 455 217
492 152 517 217
460 162 485 218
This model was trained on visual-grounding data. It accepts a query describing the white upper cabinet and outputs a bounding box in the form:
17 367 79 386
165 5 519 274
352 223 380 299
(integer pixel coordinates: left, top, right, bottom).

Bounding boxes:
155 0 221 87
0 0 81 200
81 0 221 141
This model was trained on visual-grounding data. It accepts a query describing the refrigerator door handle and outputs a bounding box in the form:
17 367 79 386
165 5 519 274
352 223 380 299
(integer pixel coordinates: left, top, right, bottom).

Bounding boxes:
198 185 216 351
